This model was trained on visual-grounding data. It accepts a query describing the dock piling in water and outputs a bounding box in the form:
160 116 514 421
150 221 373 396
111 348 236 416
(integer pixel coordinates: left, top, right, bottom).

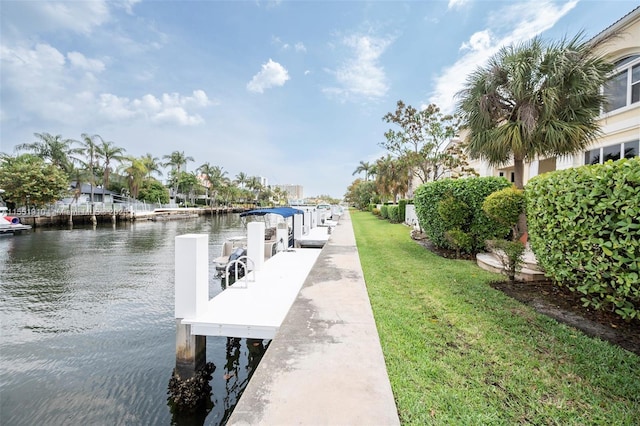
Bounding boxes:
174 234 209 377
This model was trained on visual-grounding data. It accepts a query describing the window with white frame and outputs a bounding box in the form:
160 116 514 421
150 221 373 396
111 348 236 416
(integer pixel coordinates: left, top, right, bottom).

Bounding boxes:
585 140 639 165
603 54 640 113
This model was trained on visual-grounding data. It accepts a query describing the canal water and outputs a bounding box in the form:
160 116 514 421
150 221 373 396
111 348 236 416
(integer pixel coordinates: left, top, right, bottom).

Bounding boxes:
0 214 269 425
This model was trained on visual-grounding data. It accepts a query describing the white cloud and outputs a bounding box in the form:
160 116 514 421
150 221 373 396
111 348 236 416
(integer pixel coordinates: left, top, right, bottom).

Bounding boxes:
272 37 306 53
67 51 106 73
448 0 470 10
39 1 111 34
324 34 393 101
116 0 142 15
460 30 492 51
101 90 213 125
246 59 290 93
429 0 579 113
0 38 213 128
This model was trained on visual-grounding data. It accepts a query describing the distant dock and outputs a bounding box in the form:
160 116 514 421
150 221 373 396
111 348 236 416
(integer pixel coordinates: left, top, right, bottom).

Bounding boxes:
13 206 250 228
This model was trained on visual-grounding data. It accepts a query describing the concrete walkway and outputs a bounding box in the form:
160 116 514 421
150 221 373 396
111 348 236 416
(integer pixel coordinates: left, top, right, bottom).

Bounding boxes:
228 209 400 425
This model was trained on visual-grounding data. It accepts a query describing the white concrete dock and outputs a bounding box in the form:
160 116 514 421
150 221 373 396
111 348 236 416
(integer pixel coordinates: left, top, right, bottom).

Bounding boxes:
228 209 400 425
181 247 322 339
296 224 331 248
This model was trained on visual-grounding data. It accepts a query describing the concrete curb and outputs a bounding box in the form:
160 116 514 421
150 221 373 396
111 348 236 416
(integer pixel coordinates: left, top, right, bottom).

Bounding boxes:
228 209 400 425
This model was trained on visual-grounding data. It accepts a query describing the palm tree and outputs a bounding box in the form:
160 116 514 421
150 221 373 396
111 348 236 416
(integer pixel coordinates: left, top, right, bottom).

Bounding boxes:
352 160 373 181
15 132 75 174
163 151 194 199
75 133 102 204
234 172 248 189
375 155 409 203
457 34 613 190
96 140 126 189
140 153 163 179
119 156 147 199
246 176 263 205
197 163 228 207
162 150 194 174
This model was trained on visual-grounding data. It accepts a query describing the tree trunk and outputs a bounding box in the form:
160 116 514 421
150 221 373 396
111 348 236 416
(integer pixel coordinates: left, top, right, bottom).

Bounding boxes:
513 157 528 239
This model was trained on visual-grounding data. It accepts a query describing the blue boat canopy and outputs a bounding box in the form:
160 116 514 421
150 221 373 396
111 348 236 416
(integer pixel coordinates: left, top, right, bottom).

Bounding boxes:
240 207 304 219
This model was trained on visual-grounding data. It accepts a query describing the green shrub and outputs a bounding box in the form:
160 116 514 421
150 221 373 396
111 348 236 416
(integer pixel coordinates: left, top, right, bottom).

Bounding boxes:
526 158 640 321
444 228 473 258
380 204 389 219
437 194 470 229
414 177 511 253
488 240 526 283
372 207 380 216
398 199 407 222
483 186 526 239
438 194 472 257
388 205 400 223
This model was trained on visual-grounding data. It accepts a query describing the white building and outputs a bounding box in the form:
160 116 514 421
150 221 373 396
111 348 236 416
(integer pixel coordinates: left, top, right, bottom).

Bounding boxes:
468 6 639 184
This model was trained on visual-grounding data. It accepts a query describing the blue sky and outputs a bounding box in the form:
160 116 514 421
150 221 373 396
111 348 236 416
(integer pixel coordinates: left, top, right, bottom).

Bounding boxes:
1 0 637 199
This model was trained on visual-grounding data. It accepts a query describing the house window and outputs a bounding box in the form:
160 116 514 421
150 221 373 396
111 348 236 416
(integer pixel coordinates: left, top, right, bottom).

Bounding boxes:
603 55 640 113
498 171 515 182
585 141 639 165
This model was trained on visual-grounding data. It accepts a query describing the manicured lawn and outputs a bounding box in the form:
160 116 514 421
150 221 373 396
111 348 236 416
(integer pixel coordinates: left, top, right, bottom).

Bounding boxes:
351 210 640 425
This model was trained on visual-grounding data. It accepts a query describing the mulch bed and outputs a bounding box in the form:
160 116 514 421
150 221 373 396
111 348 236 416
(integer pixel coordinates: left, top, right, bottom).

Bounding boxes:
411 232 640 356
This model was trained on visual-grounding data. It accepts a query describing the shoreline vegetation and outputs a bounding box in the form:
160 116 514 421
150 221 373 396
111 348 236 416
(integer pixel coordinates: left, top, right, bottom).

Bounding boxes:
351 210 639 425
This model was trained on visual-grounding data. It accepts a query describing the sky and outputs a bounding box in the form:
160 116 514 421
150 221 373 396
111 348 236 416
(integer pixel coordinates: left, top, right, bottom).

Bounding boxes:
1 0 637 199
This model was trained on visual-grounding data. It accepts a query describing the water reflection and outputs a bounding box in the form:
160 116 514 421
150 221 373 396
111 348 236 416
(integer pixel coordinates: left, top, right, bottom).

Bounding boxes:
0 214 268 425
214 338 270 425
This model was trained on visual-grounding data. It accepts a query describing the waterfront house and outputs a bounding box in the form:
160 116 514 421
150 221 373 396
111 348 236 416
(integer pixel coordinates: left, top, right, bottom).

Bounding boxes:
59 182 118 206
468 6 640 183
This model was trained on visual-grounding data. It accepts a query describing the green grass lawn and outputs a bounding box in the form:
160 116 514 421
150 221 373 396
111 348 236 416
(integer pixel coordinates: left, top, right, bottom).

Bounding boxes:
351 210 640 425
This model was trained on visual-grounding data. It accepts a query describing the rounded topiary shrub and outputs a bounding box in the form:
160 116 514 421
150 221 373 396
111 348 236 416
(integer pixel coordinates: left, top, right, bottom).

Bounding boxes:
482 186 525 238
526 157 640 321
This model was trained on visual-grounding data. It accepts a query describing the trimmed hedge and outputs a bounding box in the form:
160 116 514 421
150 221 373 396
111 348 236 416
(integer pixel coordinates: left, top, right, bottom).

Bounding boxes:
398 199 407 222
388 205 400 223
380 204 389 219
414 177 511 253
526 158 640 321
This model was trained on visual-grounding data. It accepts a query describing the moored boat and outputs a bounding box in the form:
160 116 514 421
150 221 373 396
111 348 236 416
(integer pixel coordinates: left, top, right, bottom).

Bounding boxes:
213 207 303 274
0 190 32 235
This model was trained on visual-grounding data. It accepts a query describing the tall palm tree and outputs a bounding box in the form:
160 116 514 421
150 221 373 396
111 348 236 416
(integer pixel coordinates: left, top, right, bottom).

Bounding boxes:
162 150 194 174
163 151 194 198
119 156 147 199
96 140 126 189
140 153 163 179
197 162 228 207
352 160 373 181
15 132 75 174
75 133 102 204
234 172 248 189
246 176 262 204
457 34 613 190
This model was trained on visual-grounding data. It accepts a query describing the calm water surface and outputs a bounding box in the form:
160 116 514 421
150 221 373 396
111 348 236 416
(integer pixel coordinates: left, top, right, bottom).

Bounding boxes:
0 214 269 425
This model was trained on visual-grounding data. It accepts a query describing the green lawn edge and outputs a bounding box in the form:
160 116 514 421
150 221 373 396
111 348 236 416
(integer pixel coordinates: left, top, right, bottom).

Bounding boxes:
351 209 640 425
